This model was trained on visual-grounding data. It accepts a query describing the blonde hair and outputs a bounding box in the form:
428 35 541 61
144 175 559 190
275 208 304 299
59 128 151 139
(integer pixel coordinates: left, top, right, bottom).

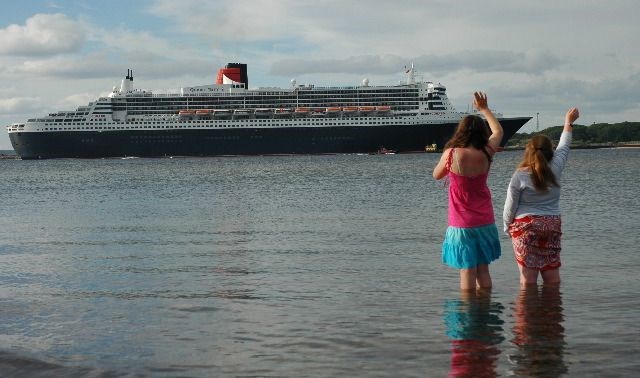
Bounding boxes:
519 135 558 191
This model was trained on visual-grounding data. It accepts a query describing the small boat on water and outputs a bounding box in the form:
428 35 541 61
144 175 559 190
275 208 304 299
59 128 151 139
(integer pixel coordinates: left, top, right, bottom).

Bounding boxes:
375 146 396 155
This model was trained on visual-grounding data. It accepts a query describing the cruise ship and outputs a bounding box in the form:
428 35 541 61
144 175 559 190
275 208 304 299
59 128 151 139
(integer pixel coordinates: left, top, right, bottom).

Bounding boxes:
7 63 530 159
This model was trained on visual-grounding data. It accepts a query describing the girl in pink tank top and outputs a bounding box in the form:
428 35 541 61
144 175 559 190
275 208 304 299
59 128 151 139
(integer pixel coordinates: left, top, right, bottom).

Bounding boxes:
433 92 504 291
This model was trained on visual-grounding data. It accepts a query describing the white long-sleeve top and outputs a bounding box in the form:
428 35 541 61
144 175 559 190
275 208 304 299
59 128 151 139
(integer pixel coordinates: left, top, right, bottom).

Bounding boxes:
502 130 572 233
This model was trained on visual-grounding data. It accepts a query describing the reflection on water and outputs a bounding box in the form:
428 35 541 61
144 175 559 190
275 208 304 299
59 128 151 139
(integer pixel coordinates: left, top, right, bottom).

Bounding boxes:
510 285 567 377
444 290 505 377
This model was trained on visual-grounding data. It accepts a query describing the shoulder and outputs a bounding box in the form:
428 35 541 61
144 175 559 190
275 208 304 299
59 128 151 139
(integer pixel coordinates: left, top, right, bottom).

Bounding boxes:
511 168 529 181
457 147 481 156
438 148 453 161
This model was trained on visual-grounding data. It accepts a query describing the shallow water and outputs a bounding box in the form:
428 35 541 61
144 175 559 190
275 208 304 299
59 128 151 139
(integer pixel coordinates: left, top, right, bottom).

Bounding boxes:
1 149 639 377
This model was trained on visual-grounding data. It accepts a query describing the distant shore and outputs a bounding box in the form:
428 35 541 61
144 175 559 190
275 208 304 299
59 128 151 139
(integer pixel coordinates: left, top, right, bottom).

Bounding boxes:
503 142 640 151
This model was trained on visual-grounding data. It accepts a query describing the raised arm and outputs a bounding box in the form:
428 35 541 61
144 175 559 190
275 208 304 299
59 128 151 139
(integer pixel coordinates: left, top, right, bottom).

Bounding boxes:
564 107 579 132
551 107 580 172
474 92 504 152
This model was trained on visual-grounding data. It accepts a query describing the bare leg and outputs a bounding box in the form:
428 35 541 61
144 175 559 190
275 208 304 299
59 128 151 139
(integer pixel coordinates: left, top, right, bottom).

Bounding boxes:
518 264 539 286
475 264 492 289
541 268 561 285
460 268 477 291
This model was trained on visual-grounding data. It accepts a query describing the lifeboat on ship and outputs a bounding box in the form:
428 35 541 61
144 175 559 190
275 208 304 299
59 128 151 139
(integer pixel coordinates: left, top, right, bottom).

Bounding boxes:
310 108 326 117
359 106 375 113
342 106 359 116
254 108 273 118
293 107 310 117
178 110 195 117
195 109 212 117
325 106 341 117
233 109 252 119
213 109 232 119
376 105 391 116
274 108 292 118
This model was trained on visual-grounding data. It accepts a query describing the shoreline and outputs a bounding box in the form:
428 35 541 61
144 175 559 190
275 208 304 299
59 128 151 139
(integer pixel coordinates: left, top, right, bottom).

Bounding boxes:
503 143 640 151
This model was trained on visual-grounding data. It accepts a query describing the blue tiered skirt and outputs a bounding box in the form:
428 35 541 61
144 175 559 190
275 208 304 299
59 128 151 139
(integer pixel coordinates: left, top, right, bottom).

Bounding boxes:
442 224 501 269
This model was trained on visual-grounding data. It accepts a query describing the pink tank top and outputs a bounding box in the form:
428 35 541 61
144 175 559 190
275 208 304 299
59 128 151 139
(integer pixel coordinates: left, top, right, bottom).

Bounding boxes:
446 148 495 228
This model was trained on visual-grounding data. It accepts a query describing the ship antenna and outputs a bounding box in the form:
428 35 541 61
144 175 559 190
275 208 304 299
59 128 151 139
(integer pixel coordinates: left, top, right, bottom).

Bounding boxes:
406 63 415 85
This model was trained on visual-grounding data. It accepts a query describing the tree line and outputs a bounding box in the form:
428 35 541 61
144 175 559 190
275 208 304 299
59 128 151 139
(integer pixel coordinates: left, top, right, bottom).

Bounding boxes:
507 121 640 146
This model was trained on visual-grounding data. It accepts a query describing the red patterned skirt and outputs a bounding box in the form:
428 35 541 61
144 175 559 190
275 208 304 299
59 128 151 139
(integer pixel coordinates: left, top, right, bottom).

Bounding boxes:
508 215 562 271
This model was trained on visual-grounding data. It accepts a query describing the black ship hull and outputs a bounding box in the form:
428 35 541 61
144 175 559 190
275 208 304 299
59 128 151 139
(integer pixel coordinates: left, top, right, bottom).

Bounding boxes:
10 117 529 159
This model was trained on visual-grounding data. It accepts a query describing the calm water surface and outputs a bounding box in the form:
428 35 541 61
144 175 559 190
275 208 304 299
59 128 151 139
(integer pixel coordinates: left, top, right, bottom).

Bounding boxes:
1 149 639 377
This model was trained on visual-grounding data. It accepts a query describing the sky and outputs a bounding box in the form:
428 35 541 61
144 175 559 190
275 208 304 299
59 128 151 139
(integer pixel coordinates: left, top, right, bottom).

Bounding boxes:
1 0 639 150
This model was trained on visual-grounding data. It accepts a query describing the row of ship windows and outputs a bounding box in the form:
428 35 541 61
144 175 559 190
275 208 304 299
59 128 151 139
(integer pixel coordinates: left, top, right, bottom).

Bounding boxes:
114 99 419 104
114 92 419 100
116 95 419 101
112 100 419 107
80 135 360 143
43 116 408 126
40 120 409 131
114 105 419 111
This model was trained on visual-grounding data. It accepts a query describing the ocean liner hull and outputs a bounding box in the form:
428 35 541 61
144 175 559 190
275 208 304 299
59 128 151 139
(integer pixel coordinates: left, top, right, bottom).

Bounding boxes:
10 117 528 159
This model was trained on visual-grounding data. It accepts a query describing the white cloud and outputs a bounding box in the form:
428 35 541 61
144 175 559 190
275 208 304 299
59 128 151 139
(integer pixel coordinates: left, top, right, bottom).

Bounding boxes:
11 53 121 78
0 13 86 56
56 92 102 110
0 96 43 114
88 25 176 57
269 50 565 77
6 53 217 82
148 0 297 42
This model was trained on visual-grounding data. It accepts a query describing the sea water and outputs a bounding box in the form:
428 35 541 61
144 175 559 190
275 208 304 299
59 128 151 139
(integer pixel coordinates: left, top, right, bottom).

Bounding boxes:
1 149 639 377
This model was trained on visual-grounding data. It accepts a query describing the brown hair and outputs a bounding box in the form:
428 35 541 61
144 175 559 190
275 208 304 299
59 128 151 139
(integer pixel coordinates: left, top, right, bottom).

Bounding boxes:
444 115 492 162
519 135 558 191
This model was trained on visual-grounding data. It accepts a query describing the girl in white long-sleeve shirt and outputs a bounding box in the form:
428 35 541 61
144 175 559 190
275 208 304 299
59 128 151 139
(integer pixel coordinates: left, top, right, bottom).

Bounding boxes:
503 108 580 285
